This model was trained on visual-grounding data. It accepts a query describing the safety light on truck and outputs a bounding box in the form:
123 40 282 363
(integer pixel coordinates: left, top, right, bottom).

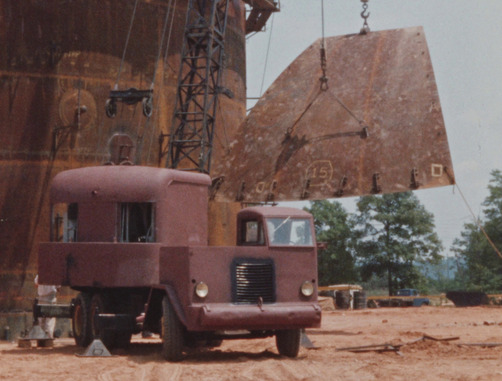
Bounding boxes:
300 281 314 297
195 282 209 298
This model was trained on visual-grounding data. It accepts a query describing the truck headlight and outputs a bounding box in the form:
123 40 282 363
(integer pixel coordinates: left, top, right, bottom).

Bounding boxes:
195 282 209 298
300 280 314 297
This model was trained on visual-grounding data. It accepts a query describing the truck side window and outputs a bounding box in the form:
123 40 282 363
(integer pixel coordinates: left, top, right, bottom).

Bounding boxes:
240 220 264 245
52 203 78 242
66 203 78 242
120 203 154 242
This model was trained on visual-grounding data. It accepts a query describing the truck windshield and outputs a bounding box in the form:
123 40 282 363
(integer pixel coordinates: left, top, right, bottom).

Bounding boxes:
266 217 313 246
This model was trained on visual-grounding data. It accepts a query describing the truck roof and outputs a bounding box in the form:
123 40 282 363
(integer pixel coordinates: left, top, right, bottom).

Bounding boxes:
50 165 211 203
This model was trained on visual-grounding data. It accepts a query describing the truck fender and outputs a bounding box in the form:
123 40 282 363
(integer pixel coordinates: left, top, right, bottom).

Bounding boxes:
161 285 188 328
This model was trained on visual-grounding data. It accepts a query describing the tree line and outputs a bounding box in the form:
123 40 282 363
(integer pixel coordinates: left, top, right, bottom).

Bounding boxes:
306 169 502 295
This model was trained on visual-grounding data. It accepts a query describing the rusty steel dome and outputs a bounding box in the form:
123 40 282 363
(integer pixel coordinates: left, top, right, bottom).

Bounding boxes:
0 0 248 311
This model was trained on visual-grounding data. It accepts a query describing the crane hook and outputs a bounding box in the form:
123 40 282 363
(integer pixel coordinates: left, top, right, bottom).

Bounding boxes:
361 5 370 21
360 1 370 34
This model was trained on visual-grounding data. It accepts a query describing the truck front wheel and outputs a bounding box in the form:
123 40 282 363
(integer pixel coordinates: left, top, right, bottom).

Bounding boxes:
72 292 92 347
275 329 301 357
161 295 183 361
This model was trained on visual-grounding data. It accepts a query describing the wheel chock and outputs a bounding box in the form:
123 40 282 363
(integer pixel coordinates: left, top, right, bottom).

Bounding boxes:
300 329 317 349
25 324 50 340
77 339 112 357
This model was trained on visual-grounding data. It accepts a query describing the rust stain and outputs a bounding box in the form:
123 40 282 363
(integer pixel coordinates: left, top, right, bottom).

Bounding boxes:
358 30 386 194
0 0 247 310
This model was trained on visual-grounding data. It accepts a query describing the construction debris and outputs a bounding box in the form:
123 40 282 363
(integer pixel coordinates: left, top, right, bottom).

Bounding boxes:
336 342 403 355
336 335 460 355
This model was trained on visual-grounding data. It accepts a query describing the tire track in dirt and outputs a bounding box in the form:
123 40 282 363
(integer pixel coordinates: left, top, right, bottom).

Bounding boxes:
141 363 183 381
98 366 145 381
7 308 502 381
97 363 183 381
237 355 320 381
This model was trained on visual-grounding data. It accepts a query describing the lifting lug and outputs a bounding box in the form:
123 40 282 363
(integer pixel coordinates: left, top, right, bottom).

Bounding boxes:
236 182 246 201
372 173 382 194
301 178 311 199
266 180 277 202
334 175 348 197
410 168 420 189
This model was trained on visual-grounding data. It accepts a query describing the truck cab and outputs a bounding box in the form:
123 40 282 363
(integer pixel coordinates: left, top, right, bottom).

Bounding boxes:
37 165 321 360
395 289 430 307
396 289 419 297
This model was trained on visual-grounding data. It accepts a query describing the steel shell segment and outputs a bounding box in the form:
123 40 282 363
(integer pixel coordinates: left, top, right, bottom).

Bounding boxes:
0 0 247 310
212 27 455 202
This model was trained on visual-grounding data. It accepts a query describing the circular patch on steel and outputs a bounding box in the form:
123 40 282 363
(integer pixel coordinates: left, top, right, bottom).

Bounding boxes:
59 89 97 129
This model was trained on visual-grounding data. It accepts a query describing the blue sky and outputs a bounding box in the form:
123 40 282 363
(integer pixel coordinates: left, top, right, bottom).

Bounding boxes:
245 1 502 257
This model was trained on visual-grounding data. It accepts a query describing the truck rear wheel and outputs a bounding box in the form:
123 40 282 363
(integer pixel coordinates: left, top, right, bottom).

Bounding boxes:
72 292 92 347
161 295 183 361
90 293 116 349
275 329 301 357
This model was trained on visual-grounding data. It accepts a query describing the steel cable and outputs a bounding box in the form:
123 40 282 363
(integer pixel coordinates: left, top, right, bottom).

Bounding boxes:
115 0 140 89
452 179 502 260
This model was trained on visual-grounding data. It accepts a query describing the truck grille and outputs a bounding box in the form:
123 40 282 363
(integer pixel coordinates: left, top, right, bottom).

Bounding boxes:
232 259 276 304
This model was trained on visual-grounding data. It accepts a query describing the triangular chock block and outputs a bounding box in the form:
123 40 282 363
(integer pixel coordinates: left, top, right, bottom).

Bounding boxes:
300 330 317 349
77 339 112 357
25 325 50 340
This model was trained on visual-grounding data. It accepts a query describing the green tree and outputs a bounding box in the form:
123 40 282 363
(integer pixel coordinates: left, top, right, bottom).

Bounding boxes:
419 256 463 294
452 170 502 292
305 200 357 286
354 192 442 295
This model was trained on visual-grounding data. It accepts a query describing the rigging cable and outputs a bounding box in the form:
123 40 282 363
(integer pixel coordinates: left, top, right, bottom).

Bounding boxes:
259 12 275 97
319 0 328 90
102 0 140 157
449 176 502 260
115 0 140 90
149 0 174 91
136 0 174 160
332 93 367 127
146 0 178 163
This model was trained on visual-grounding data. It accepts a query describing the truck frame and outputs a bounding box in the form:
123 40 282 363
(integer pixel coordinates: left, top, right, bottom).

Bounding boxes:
37 165 321 360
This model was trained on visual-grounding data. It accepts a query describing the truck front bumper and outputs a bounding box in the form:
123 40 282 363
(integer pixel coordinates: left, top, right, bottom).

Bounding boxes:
189 303 322 330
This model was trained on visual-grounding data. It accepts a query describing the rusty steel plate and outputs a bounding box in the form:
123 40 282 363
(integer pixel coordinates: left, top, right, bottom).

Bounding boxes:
211 26 455 202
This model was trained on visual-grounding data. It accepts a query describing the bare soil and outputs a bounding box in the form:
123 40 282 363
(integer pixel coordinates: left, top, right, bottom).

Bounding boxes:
2 306 502 380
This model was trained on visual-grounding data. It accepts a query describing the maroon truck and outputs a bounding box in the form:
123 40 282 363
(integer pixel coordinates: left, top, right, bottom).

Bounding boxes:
37 165 321 360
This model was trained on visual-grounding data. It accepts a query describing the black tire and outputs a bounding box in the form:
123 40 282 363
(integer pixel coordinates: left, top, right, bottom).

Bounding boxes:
72 292 92 347
90 293 116 349
354 291 367 310
335 290 350 310
161 295 184 361
367 299 378 308
275 329 301 358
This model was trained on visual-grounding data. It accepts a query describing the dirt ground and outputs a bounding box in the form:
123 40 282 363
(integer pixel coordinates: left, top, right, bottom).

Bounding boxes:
2 306 502 380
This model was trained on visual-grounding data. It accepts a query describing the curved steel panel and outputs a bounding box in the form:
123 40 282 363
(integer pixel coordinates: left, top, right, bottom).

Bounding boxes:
212 27 455 202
